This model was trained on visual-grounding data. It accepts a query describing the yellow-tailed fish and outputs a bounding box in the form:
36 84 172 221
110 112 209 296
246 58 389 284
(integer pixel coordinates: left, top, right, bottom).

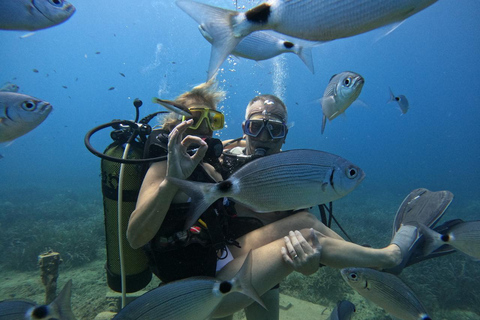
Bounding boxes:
152 97 192 117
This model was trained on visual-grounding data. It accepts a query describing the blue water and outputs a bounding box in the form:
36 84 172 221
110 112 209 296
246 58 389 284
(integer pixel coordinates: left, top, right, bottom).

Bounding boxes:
0 0 479 318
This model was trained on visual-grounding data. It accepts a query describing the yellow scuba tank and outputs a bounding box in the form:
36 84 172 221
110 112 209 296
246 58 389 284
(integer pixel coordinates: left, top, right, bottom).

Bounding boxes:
101 140 152 293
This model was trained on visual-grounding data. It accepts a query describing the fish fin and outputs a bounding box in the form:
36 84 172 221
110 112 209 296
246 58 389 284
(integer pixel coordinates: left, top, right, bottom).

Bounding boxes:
373 20 406 43
234 250 266 309
295 45 314 74
49 279 76 320
167 177 220 229
321 114 327 134
176 0 242 80
387 87 395 104
418 223 444 256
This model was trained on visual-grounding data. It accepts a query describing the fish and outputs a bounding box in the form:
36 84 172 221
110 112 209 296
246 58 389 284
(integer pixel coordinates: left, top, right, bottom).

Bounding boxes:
388 87 409 114
113 250 264 320
329 300 356 320
198 25 316 73
25 280 76 320
0 299 36 320
108 87 115 91
168 149 365 228
0 92 52 143
0 82 19 93
119 73 125 77
152 97 192 116
420 220 480 259
0 0 76 31
176 0 438 80
33 69 39 73
320 72 364 134
341 268 431 320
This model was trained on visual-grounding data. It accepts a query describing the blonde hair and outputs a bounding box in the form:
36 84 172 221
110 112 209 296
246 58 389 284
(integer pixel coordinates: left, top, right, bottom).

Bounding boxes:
162 78 225 131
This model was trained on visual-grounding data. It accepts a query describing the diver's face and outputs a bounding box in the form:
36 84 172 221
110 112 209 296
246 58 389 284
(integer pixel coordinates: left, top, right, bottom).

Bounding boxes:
244 114 287 156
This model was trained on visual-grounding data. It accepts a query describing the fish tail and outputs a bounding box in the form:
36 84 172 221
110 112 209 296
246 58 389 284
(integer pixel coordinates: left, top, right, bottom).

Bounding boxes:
176 0 243 80
233 250 266 310
295 45 314 74
387 86 395 104
167 177 221 229
419 223 445 256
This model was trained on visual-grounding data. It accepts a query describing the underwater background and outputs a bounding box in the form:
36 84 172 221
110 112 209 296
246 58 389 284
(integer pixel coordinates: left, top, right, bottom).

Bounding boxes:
1 0 479 319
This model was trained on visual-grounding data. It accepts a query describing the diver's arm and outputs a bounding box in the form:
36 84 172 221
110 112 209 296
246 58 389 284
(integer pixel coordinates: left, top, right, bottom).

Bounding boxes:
127 120 208 249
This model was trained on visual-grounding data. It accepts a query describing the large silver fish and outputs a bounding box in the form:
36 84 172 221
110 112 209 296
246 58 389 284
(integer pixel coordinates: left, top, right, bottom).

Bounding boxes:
113 251 264 320
0 92 52 143
25 280 77 320
0 300 35 320
176 0 438 79
388 87 409 114
199 25 316 73
0 0 76 31
168 149 365 228
421 220 480 259
341 268 431 320
320 72 364 134
0 82 19 93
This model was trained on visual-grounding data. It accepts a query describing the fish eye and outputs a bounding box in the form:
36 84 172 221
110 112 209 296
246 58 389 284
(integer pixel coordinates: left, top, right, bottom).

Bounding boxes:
348 272 358 281
343 77 352 87
49 0 64 7
345 166 358 179
21 100 37 111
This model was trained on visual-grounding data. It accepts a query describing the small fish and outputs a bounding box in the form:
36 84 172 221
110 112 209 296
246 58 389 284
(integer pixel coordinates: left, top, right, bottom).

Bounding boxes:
198 25 316 73
25 280 76 320
0 82 19 92
62 85 68 89
176 0 438 80
32 69 39 73
168 149 365 228
119 73 125 77
95 51 101 54
341 268 431 320
388 87 409 114
152 97 192 116
421 220 480 259
0 0 76 31
329 300 356 320
113 251 264 320
0 92 53 143
108 87 115 91
320 72 364 134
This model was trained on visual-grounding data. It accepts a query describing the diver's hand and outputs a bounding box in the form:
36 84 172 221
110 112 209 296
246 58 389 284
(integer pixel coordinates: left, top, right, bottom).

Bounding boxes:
281 229 322 276
166 120 208 180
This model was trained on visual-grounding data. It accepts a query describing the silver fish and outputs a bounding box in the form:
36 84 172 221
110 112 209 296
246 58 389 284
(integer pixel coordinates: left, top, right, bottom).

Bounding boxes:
329 300 356 320
320 72 364 134
341 268 431 320
388 87 409 114
152 97 192 117
113 250 264 320
421 220 480 259
0 0 76 31
0 92 52 143
25 280 76 320
199 25 316 73
0 82 19 93
168 149 365 228
0 300 36 320
176 0 438 80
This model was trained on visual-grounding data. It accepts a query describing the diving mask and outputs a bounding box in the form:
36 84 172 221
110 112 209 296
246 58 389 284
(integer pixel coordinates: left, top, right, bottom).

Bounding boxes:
244 118 287 139
181 107 224 131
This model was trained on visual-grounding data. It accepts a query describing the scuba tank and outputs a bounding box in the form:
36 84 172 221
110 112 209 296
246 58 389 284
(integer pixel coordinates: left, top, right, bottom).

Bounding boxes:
85 99 169 300
101 140 151 293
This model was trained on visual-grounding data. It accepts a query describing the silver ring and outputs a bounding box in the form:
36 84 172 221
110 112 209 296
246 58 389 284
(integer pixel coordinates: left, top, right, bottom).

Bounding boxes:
293 254 299 259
